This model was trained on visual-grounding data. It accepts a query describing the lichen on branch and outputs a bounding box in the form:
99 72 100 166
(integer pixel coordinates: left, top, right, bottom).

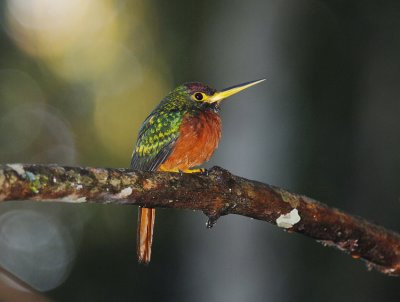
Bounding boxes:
0 163 399 276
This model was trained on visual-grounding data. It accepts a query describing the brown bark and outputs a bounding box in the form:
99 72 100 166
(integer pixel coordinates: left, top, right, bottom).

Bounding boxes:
0 164 399 276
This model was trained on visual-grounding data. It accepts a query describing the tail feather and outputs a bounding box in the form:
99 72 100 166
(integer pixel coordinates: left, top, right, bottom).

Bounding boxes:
137 207 155 264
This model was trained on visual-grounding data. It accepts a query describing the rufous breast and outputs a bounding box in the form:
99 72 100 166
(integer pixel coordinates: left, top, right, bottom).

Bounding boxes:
159 110 221 171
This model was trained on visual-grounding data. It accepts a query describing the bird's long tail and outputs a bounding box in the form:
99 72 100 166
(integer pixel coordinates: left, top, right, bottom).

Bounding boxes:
137 207 155 264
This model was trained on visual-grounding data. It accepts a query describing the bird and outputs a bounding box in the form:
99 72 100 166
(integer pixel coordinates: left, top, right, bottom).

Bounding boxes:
130 78 265 264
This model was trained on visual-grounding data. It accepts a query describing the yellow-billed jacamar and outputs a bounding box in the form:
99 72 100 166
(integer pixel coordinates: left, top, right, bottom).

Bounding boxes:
131 79 265 263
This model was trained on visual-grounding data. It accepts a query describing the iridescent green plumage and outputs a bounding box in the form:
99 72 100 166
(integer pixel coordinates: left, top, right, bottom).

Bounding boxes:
131 84 210 171
130 110 183 171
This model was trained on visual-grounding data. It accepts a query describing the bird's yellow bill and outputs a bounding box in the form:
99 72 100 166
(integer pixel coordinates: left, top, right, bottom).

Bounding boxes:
208 78 265 103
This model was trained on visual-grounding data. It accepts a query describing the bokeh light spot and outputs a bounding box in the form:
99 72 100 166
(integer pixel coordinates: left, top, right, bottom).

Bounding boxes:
0 209 76 291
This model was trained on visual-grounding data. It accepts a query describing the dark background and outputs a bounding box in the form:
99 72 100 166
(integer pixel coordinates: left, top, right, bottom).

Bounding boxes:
0 0 399 301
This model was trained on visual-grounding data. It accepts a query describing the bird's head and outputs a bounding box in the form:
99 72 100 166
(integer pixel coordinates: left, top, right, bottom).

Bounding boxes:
184 78 265 105
162 79 265 112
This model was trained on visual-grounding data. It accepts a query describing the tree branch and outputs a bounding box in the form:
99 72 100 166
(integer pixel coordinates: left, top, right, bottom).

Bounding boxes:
0 163 399 276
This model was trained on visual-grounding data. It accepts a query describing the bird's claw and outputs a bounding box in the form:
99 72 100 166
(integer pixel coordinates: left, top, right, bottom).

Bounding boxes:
200 168 209 176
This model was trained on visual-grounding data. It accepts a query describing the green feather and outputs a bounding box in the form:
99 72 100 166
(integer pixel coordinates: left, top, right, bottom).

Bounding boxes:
131 108 184 171
130 83 219 171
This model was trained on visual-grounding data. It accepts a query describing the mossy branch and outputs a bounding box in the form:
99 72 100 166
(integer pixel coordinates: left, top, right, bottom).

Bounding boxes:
0 163 399 276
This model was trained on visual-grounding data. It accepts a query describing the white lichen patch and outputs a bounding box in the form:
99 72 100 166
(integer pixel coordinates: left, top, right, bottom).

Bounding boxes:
276 208 301 229
59 195 87 203
117 187 133 198
7 164 25 176
25 171 36 181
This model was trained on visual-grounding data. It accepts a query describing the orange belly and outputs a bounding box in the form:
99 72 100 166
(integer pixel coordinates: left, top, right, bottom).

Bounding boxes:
159 110 221 171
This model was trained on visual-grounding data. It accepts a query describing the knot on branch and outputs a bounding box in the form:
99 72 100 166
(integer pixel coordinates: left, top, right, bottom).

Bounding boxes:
200 166 239 228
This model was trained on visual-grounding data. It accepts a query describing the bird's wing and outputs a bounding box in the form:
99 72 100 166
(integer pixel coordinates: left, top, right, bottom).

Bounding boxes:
130 111 183 171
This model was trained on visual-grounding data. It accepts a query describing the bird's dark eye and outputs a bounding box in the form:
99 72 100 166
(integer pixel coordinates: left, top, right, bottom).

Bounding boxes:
194 92 203 100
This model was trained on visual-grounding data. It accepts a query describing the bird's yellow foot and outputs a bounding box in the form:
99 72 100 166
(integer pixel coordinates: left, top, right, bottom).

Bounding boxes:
160 167 207 175
177 168 207 176
182 168 206 173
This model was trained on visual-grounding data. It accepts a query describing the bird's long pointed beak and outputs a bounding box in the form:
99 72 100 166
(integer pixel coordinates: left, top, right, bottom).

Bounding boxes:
208 78 265 103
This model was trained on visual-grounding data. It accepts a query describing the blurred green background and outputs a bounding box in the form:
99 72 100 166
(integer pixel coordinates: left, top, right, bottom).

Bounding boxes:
0 0 399 301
